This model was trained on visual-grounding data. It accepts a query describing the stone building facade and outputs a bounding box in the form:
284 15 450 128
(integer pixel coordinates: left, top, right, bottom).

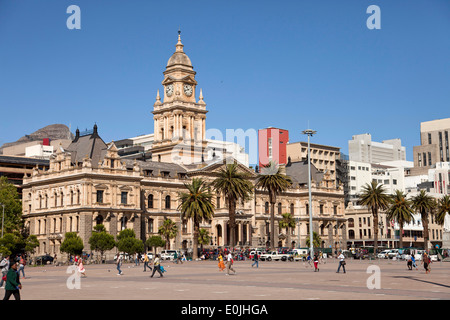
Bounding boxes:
21 33 346 261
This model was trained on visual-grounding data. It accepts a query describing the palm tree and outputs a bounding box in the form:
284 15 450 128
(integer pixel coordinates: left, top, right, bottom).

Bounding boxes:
436 195 450 226
178 178 214 260
158 218 178 250
198 228 210 253
306 231 321 249
279 213 296 248
211 162 253 248
411 190 436 251
358 181 391 254
386 190 414 248
256 161 292 250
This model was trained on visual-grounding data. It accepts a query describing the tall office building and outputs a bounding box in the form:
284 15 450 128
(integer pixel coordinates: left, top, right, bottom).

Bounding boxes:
348 133 406 163
412 117 450 175
258 127 289 168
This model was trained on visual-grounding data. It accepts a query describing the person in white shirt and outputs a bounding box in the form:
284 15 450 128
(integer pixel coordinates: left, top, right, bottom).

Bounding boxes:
226 251 236 275
336 251 346 273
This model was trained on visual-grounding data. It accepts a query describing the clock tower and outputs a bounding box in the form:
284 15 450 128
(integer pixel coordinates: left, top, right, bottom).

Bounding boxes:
151 32 208 165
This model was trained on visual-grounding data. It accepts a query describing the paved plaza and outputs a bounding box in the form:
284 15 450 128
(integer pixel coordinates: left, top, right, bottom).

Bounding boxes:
6 258 450 300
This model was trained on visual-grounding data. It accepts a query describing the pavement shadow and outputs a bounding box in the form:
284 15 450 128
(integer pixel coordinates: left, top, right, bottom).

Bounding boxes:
392 276 450 289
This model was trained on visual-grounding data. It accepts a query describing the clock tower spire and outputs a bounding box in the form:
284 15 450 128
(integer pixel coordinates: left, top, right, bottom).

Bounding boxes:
151 32 208 165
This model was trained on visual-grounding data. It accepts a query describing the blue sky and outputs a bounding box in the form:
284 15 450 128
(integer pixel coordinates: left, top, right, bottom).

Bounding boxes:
0 0 449 165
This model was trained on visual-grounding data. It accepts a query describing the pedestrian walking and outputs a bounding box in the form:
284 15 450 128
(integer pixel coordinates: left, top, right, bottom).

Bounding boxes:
422 253 431 274
18 255 26 279
251 252 259 268
150 254 163 278
143 253 152 272
407 257 412 270
313 253 319 272
306 252 312 268
78 257 86 278
116 253 123 275
217 253 226 272
411 254 418 270
3 261 21 300
336 251 346 273
225 251 236 275
0 255 10 288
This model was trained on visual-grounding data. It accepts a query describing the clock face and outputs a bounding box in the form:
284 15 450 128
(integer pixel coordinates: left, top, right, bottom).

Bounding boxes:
166 84 174 97
183 84 193 96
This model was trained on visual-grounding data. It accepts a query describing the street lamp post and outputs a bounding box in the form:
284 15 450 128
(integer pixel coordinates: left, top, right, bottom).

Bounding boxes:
0 203 5 238
295 218 301 249
379 221 384 248
302 128 316 258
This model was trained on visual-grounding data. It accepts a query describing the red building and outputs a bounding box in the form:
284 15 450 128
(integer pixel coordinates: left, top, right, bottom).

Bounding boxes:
258 127 289 168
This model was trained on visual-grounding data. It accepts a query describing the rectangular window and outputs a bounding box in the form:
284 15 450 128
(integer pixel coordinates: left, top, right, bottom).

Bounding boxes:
334 205 338 215
423 153 427 166
428 133 432 144
428 152 432 166
320 204 324 214
446 131 449 161
418 153 422 167
96 190 104 203
393 179 397 185
121 192 128 205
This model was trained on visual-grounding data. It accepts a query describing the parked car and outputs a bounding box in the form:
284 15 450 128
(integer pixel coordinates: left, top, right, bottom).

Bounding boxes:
388 249 400 259
377 250 390 259
35 255 54 265
259 251 283 261
160 250 179 261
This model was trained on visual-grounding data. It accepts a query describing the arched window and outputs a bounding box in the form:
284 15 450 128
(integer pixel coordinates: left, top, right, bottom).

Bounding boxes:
54 193 58 207
348 230 355 240
348 218 355 228
70 190 74 205
265 202 269 214
278 203 282 215
95 215 104 225
165 195 171 209
148 194 154 209
290 203 294 215
148 218 154 233
60 192 64 207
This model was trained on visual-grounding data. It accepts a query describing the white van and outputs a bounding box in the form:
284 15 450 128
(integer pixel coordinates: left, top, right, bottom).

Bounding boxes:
160 250 179 261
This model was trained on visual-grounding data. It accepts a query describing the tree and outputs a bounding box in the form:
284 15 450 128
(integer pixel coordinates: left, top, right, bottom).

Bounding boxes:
386 190 414 248
212 163 253 249
279 213 296 248
179 178 214 260
0 233 21 257
146 235 165 255
0 176 23 234
198 228 210 253
60 232 84 256
436 195 450 226
358 181 391 253
158 218 178 250
88 224 115 263
256 162 292 250
411 190 436 250
24 234 40 256
116 229 144 258
306 232 321 249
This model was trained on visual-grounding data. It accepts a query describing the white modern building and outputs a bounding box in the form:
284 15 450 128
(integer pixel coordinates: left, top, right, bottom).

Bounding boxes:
347 160 413 206
348 133 406 163
25 144 54 159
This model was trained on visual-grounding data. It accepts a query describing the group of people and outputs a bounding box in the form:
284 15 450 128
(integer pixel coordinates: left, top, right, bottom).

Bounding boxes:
116 253 165 278
217 250 236 275
0 254 27 300
407 252 432 274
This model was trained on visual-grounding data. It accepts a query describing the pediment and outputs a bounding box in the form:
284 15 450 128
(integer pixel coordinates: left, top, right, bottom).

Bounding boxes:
162 74 197 85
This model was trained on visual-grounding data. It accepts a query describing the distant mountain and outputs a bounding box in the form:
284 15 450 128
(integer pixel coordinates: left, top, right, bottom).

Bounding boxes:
0 124 74 153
